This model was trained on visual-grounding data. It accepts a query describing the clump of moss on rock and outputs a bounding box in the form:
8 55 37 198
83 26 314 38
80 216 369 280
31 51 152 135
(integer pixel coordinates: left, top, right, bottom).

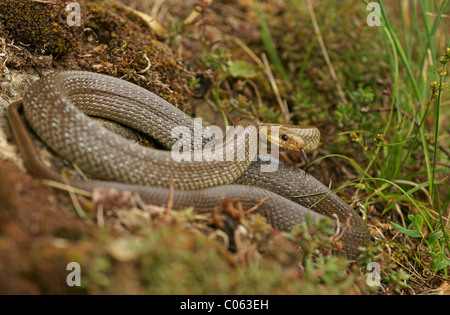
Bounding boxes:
81 0 188 110
0 0 188 110
0 0 83 54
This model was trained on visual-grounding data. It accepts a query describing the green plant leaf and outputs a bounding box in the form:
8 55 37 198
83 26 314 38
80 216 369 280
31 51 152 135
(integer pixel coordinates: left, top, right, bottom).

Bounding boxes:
426 230 443 245
432 254 450 272
228 60 257 79
412 215 424 232
391 221 422 238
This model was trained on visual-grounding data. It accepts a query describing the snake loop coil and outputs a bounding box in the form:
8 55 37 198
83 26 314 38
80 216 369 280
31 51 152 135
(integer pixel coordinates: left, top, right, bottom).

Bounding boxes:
7 71 370 259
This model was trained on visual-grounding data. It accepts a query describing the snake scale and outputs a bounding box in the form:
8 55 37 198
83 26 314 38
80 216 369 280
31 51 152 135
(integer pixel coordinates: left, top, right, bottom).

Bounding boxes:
7 71 370 259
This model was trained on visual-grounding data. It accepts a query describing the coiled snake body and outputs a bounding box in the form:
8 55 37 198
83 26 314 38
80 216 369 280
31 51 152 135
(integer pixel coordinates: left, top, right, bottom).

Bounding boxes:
7 71 370 259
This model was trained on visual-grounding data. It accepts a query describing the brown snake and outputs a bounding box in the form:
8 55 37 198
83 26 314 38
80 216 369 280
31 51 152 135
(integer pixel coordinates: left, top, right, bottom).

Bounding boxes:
7 71 370 259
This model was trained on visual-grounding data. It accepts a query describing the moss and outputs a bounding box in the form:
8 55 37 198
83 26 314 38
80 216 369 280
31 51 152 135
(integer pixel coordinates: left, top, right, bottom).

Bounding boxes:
0 0 188 109
26 242 89 294
80 0 188 110
0 0 82 54
80 221 369 294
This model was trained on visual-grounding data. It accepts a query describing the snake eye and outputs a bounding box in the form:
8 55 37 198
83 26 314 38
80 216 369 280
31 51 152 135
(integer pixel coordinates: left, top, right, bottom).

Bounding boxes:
281 134 288 141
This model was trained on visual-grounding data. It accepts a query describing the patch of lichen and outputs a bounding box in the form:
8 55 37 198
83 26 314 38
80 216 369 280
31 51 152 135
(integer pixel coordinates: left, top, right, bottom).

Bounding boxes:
80 0 188 110
0 0 82 54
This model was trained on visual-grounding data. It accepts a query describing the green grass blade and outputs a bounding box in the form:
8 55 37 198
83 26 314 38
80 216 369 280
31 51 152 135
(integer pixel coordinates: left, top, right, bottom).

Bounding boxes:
254 0 291 87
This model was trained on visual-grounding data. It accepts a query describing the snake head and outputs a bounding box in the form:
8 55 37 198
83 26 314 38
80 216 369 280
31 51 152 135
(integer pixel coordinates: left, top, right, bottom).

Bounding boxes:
259 124 302 151
259 124 320 152
259 124 319 174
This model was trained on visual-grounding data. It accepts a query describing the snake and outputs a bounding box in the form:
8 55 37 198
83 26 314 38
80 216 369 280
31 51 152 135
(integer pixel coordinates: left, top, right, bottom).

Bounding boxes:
6 71 370 259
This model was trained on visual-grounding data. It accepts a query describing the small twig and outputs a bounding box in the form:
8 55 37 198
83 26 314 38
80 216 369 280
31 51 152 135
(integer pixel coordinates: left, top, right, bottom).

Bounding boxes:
331 215 352 244
8 39 22 51
183 83 203 98
261 53 291 122
60 176 90 223
234 228 247 268
0 37 8 75
224 35 264 69
184 0 213 25
96 202 104 227
376 242 392 260
30 0 74 6
331 213 340 236
246 195 270 213
425 11 450 19
133 193 150 213
31 0 61 3
137 54 152 74
41 179 92 197
208 229 230 249
72 163 89 180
